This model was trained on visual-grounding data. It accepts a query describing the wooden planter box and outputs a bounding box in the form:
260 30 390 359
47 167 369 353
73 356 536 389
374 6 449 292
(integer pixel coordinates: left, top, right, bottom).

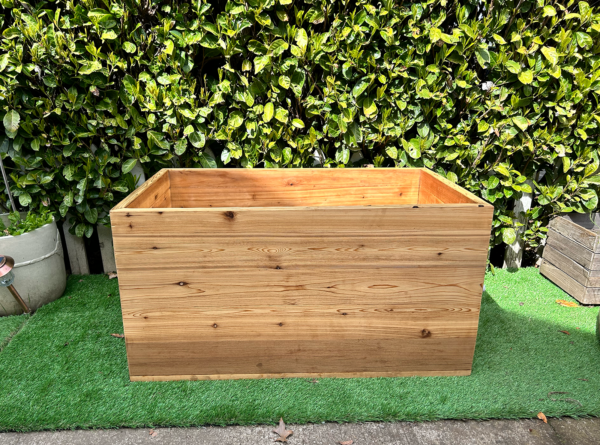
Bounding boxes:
111 168 493 381
541 214 600 304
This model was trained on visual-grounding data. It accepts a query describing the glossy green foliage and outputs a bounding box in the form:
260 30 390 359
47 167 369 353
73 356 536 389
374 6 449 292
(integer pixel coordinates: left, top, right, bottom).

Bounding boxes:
0 208 52 236
0 0 599 254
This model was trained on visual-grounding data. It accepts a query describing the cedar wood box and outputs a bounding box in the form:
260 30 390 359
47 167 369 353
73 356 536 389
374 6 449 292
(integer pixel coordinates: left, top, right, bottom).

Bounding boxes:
110 168 494 381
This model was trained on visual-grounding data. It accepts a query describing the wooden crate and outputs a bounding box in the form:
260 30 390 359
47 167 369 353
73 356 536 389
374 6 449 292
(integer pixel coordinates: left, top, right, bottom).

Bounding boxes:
110 168 494 381
540 214 600 304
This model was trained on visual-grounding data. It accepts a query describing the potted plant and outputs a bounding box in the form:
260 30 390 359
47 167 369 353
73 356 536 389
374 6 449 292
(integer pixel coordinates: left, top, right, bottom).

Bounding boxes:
0 157 67 316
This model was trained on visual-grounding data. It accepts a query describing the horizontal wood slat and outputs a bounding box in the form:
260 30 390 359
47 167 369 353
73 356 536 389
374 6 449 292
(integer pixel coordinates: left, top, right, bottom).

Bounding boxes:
168 168 422 208
131 370 472 381
112 206 494 237
113 234 490 270
549 217 600 253
540 260 600 305
546 229 600 270
118 267 484 310
126 338 476 377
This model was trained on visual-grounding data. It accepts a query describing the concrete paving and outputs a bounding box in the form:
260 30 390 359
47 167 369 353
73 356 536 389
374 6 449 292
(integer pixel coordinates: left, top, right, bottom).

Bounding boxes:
1 418 598 445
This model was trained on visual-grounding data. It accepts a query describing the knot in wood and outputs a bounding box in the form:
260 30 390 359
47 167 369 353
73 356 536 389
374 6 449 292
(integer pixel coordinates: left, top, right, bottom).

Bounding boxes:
421 329 431 338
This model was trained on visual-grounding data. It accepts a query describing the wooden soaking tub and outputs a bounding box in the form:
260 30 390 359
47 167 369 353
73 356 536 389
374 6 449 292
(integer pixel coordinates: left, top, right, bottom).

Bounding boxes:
111 168 493 381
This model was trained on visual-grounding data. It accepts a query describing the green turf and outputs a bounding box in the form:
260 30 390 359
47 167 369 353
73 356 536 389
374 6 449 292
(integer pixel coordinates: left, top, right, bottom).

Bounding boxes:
0 269 598 432
0 313 28 351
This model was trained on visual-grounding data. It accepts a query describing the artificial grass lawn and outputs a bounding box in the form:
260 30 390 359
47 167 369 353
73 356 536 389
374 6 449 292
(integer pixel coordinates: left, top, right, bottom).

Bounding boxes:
0 269 598 431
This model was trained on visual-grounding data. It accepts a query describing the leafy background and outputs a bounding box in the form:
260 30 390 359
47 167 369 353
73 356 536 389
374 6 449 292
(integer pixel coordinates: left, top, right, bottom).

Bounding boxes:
1 0 599 265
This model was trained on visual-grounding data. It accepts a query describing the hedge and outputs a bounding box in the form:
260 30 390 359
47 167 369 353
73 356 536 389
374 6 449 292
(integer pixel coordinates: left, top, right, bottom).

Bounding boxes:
1 0 599 261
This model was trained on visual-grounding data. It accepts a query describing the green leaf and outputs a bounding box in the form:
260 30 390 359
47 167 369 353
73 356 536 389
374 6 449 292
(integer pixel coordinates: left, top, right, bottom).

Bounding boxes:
429 27 442 42
147 131 170 150
3 110 19 132
492 34 507 45
505 60 521 74
263 102 274 122
228 111 244 128
254 55 271 74
541 46 558 65
122 158 137 174
386 146 398 159
518 70 533 84
363 96 377 117
175 139 187 156
279 75 290 89
18 192 32 207
575 32 592 48
295 28 308 50
488 176 500 189
335 147 350 164
352 77 370 97
475 45 490 68
84 208 98 224
292 119 305 128
512 116 529 131
270 39 289 57
502 227 517 245
543 5 556 16
123 42 136 53
275 107 289 123
189 131 205 148
198 151 217 168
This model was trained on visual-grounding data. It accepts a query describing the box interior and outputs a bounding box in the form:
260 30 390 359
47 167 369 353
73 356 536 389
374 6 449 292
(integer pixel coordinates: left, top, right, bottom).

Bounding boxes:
124 169 483 209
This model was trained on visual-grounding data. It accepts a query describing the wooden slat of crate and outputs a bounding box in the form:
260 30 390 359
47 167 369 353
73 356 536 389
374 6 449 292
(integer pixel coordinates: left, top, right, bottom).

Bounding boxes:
549 217 600 252
546 229 600 270
542 245 600 288
540 260 600 304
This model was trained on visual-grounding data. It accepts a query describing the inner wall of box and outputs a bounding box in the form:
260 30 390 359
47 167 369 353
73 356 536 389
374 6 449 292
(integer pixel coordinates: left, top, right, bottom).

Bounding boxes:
126 169 478 209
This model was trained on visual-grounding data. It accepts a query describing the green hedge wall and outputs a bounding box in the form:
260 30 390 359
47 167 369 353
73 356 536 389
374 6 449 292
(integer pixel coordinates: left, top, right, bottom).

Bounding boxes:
1 0 599 259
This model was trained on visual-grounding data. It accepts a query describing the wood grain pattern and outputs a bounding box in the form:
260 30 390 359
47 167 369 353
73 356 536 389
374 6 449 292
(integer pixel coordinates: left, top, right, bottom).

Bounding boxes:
549 216 600 253
546 229 600 270
168 168 422 208
540 260 600 304
559 213 600 233
125 338 476 377
543 245 600 287
110 168 493 380
131 370 472 381
541 216 600 303
113 169 171 210
418 169 487 205
113 234 490 270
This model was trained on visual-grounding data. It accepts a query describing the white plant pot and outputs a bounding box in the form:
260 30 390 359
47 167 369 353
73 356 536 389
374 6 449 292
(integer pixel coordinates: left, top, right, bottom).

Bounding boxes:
0 214 67 316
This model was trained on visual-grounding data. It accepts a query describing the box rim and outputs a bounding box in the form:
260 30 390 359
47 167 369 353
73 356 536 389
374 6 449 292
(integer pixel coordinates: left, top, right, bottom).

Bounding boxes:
110 167 493 212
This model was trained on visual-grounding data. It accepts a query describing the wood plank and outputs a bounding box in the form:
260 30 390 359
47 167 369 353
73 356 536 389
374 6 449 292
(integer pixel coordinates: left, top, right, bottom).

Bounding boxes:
560 212 600 234
546 229 600 270
126 338 476 377
131 370 472 381
112 169 171 210
168 168 421 208
418 169 488 205
117 267 484 311
112 234 490 270
542 245 598 287
97 224 116 273
549 216 600 253
111 205 495 237
123 307 479 342
62 213 90 275
540 260 600 304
